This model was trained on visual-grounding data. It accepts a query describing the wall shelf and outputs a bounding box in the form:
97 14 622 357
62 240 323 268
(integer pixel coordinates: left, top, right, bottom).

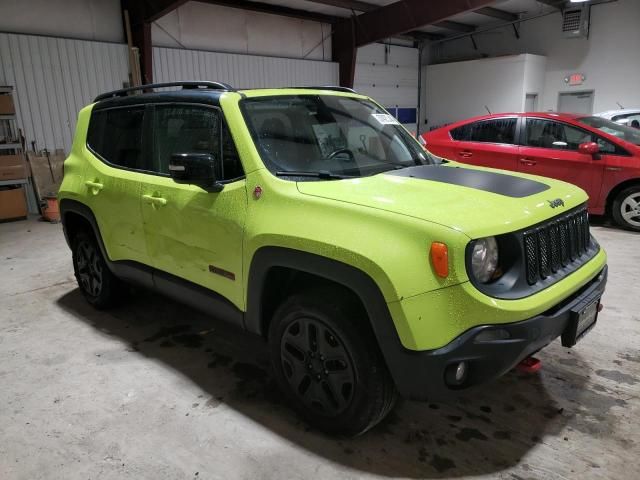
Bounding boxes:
0 143 22 150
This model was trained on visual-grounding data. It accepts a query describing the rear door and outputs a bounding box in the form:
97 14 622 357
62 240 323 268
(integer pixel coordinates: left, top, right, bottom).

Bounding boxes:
518 117 603 202
448 117 520 171
84 105 150 267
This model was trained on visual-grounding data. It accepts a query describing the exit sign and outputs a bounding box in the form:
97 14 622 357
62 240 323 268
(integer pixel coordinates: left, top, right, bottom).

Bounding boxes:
565 73 586 86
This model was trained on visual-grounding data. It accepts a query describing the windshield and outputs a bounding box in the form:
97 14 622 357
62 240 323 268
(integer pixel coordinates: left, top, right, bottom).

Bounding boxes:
241 95 431 179
578 116 640 146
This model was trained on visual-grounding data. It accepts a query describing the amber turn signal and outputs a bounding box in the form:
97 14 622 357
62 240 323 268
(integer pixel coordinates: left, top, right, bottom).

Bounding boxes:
430 242 449 278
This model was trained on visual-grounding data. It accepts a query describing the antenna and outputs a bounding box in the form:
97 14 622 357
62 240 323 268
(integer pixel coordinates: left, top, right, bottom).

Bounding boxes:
616 102 625 109
484 105 492 114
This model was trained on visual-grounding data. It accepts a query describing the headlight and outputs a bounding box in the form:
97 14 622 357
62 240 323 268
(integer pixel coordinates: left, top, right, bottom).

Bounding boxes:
471 237 499 283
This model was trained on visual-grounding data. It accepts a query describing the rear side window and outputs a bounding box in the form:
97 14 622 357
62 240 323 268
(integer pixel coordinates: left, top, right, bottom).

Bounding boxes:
87 107 145 169
451 119 516 144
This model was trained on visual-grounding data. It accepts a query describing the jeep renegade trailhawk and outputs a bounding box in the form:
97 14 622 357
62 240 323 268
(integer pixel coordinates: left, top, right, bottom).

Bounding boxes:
59 82 608 435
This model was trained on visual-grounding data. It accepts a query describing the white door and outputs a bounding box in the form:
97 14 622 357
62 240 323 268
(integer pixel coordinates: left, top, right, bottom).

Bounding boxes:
558 91 594 114
525 93 538 112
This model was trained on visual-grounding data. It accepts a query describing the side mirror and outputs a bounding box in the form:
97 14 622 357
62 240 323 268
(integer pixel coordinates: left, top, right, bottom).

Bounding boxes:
578 142 600 157
168 153 224 192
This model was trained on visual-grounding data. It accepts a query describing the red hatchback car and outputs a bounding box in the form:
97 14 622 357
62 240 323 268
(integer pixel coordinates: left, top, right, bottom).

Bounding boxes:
422 112 640 231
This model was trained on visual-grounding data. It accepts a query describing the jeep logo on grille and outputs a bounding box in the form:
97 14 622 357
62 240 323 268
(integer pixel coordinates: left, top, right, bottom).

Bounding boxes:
548 198 565 209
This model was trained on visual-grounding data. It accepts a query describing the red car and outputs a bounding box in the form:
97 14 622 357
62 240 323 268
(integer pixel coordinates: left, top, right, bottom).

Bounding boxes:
422 112 640 231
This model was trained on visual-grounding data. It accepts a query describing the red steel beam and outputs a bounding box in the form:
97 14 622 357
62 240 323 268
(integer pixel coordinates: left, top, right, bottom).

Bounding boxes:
350 0 495 46
122 0 188 84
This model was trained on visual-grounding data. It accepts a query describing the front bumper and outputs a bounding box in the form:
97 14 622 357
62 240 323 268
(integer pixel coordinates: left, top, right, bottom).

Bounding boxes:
390 265 607 401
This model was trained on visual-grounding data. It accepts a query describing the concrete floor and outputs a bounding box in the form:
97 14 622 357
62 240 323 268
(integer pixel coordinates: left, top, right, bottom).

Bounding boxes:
0 218 638 480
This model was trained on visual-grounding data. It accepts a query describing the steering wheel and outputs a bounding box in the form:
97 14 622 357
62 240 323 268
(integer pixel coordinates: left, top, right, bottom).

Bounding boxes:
327 147 355 163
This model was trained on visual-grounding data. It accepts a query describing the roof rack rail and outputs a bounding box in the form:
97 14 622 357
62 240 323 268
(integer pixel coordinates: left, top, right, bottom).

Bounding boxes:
290 86 357 94
94 81 234 102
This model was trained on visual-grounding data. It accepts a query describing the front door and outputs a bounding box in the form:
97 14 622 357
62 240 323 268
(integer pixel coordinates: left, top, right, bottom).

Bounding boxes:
518 117 603 204
140 103 247 310
83 105 150 266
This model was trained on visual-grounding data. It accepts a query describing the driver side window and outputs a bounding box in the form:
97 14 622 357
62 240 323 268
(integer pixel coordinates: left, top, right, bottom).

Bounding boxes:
525 119 590 150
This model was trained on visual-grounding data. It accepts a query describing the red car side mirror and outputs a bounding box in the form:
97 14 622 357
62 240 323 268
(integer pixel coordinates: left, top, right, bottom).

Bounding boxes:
579 142 600 156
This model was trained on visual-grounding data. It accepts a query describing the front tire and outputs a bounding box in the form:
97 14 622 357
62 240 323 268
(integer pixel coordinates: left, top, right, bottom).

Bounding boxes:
268 288 397 436
612 186 640 232
72 231 121 309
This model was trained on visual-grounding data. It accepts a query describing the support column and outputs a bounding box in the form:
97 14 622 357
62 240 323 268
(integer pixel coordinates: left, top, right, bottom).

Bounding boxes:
332 18 357 88
131 21 153 84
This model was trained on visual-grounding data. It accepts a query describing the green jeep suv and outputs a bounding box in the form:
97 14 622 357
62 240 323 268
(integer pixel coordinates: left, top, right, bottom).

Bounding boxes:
59 82 607 435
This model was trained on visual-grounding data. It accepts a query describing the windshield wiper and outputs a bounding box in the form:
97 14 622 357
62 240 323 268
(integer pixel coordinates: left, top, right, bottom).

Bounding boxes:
276 170 355 180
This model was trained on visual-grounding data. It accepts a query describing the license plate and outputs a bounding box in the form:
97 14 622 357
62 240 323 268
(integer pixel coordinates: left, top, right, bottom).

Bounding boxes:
561 297 600 347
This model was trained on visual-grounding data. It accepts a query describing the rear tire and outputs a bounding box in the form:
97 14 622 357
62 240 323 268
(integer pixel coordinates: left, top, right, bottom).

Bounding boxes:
71 231 121 309
268 287 397 436
612 186 640 232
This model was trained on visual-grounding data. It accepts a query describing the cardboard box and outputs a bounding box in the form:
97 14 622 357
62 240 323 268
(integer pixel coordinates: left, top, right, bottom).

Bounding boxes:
0 94 15 115
0 154 27 180
0 186 27 221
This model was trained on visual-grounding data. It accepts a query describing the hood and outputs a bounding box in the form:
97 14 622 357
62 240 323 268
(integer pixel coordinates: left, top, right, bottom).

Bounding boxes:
296 163 588 239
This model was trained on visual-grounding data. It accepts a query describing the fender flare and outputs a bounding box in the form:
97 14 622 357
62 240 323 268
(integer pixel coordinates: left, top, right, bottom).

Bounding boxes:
245 246 414 392
59 198 109 260
59 198 155 288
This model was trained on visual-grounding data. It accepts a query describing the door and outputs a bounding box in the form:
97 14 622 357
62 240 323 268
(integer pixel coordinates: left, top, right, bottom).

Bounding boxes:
518 117 603 202
558 91 594 114
84 105 150 266
448 117 520 171
140 103 247 310
525 93 538 112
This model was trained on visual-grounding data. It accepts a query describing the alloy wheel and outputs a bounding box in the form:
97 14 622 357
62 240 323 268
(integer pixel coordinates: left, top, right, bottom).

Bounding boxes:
280 317 355 416
620 192 640 228
76 240 103 297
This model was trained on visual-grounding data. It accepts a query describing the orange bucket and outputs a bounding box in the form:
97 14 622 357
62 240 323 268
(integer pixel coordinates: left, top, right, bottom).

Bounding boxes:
42 196 60 222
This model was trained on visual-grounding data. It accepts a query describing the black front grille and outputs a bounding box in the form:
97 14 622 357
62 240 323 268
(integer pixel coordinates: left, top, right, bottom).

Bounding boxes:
523 208 591 285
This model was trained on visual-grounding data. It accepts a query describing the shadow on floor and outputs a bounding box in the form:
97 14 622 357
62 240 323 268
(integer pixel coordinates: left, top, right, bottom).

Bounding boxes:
57 287 592 478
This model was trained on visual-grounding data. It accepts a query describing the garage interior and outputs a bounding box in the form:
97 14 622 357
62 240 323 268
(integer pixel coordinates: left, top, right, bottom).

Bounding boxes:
1 0 639 478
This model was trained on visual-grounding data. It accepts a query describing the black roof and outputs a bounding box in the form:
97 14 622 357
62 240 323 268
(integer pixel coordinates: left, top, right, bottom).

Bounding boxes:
94 89 226 110
92 81 358 110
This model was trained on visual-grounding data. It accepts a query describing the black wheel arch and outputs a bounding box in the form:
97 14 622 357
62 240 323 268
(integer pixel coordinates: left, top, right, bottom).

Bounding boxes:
60 199 109 260
606 178 640 214
245 246 414 395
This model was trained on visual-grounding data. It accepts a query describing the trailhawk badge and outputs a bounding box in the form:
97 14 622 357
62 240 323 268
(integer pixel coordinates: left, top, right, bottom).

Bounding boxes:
548 198 565 208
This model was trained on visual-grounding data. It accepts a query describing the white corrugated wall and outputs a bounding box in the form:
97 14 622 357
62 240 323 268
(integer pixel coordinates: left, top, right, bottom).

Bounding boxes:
152 46 338 88
0 32 339 154
0 33 129 155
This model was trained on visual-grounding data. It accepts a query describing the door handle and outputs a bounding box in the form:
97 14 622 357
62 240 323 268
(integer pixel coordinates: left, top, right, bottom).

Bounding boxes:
84 180 104 194
519 158 537 166
458 151 473 158
142 194 168 207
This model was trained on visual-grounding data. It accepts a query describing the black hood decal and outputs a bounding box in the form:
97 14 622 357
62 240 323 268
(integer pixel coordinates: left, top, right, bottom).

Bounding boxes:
386 165 550 198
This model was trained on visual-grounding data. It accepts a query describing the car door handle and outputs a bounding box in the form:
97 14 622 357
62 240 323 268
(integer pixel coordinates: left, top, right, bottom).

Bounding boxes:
458 151 473 158
142 194 168 207
519 158 537 166
84 180 104 194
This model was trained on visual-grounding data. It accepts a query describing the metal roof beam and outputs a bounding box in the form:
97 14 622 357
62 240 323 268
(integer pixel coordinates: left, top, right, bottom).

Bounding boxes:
434 20 476 33
346 0 494 47
196 0 339 23
474 6 518 21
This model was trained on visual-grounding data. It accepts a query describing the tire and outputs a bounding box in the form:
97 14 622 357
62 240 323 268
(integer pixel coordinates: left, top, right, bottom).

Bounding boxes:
71 230 121 309
612 186 640 232
268 287 397 436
